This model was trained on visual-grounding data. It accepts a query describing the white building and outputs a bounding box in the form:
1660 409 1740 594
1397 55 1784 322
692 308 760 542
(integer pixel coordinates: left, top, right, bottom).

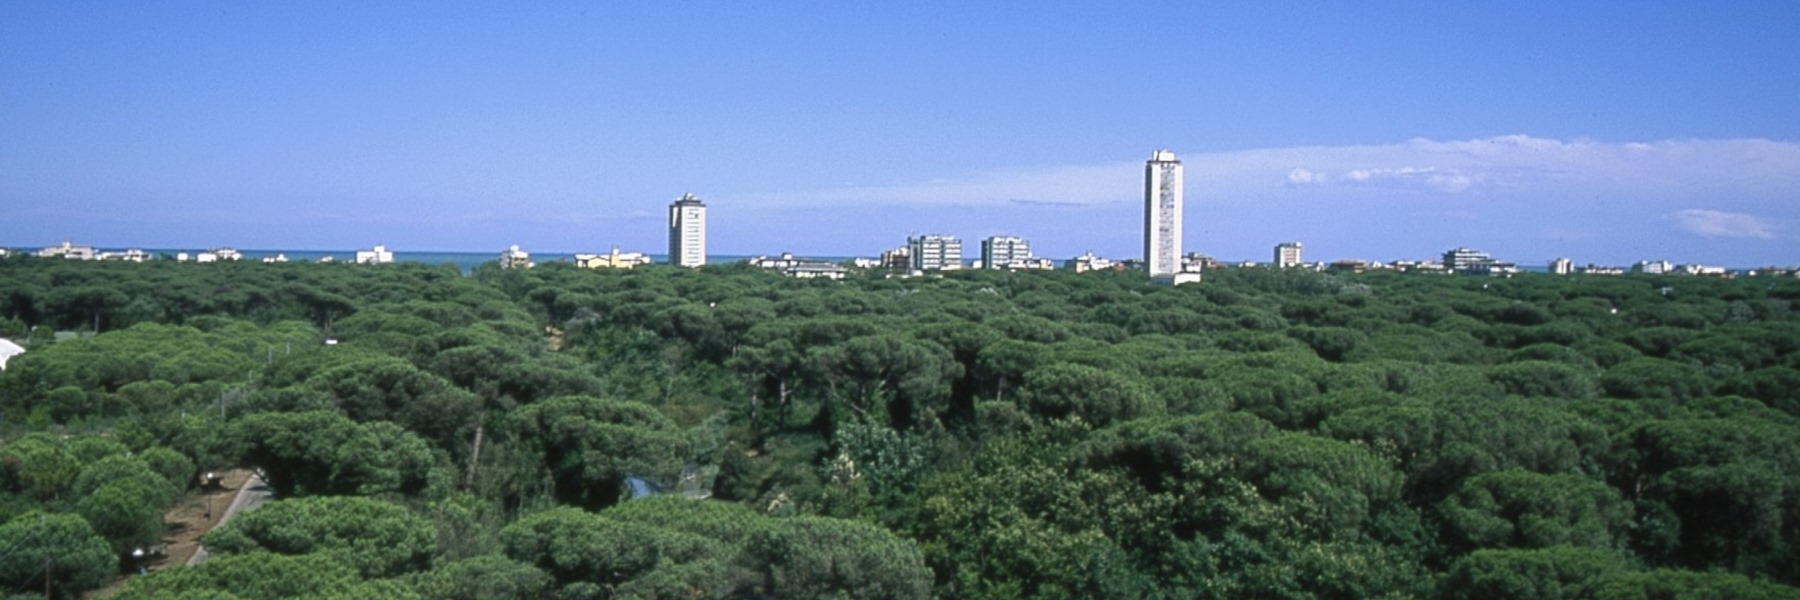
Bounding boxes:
1678 263 1728 276
356 245 395 264
0 338 24 371
908 235 963 271
1067 252 1114 273
1144 149 1184 277
1550 257 1574 275
668 193 707 268
500 245 533 269
1275 242 1304 269
38 241 97 260
980 236 1034 270
749 253 849 279
879 246 912 270
196 248 243 263
1443 247 1494 272
1182 253 1215 273
576 248 652 269
1633 260 1674 275
98 249 150 262
262 253 289 263
1144 150 1199 285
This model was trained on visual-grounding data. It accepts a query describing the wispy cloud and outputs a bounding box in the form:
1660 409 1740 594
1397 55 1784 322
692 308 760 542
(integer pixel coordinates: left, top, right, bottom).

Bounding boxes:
1668 209 1779 239
729 135 1800 210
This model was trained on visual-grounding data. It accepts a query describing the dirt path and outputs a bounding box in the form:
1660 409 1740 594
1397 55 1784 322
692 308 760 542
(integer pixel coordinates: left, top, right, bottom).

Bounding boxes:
84 468 254 599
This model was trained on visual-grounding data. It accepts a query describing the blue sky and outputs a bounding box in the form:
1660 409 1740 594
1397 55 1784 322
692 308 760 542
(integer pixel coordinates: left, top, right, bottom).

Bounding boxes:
3 2 1797 266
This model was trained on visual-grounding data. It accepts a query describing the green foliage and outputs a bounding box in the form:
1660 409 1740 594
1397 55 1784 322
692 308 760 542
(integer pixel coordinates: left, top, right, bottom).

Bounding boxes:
111 552 399 600
0 511 115 599
1440 546 1633 600
1019 362 1163 426
1601 357 1713 400
230 410 436 496
77 476 173 553
405 555 550 600
1487 360 1598 399
753 516 931 600
303 357 481 453
507 395 688 509
500 506 749 597
203 496 436 578
0 433 80 500
1439 470 1632 553
7 254 1800 598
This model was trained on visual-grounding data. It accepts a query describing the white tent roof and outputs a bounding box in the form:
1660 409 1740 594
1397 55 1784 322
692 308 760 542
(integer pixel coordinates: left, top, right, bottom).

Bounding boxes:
0 338 24 371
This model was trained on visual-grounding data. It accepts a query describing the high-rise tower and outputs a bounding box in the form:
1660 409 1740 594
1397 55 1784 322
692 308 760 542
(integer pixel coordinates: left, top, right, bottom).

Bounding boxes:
668 193 706 267
1144 149 1184 279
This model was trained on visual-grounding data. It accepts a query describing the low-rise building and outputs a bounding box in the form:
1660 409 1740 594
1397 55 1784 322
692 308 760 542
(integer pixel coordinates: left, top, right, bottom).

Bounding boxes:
500 245 533 269
38 241 97 260
1182 252 1217 273
98 249 150 262
750 254 850 279
1746 266 1800 278
1443 247 1493 273
356 245 394 264
1391 260 1449 274
1678 263 1729 277
1550 257 1573 275
1632 260 1674 275
262 253 290 263
1581 264 1626 275
1066 252 1115 273
197 248 243 263
1150 272 1202 286
575 248 651 269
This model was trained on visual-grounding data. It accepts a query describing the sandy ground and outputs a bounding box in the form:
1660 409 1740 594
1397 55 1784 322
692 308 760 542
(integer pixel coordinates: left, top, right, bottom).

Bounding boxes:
85 468 253 599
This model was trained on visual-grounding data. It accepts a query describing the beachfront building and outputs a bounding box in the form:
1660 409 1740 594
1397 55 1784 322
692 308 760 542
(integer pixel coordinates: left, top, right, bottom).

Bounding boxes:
356 245 395 264
1144 150 1200 285
748 253 849 279
980 236 1033 270
576 248 652 269
1275 242 1304 269
500 245 533 269
38 241 97 260
669 193 707 268
908 235 963 272
196 248 243 263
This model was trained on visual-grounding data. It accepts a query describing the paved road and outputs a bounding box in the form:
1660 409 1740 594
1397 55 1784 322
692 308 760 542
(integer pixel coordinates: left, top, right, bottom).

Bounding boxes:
186 471 273 566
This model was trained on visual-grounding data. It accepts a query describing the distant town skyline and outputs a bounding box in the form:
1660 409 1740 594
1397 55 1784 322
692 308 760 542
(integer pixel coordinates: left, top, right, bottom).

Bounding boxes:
3 3 1797 266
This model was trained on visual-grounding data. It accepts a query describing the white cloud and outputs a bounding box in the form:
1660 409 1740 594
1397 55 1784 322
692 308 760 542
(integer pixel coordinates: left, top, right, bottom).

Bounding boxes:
1668 209 1779 239
726 135 1800 211
1339 167 1475 192
1287 168 1325 185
